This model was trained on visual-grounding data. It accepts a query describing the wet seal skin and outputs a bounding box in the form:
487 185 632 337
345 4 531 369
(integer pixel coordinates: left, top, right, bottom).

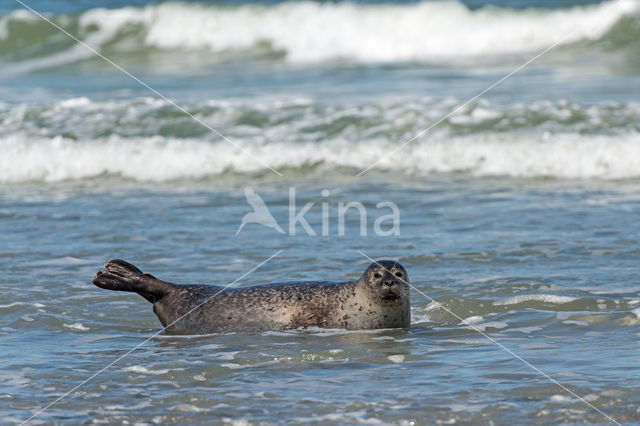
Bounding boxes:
92 259 410 334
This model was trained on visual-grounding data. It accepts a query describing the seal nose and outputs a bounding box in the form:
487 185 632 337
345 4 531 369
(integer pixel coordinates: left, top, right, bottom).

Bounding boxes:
383 279 397 287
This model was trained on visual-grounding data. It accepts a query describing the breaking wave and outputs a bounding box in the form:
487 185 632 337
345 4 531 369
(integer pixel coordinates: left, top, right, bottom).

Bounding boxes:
2 96 640 182
0 0 638 71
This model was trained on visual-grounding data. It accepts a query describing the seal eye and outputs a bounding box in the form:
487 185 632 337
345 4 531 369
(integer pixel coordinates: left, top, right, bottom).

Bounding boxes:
374 272 382 278
395 272 403 278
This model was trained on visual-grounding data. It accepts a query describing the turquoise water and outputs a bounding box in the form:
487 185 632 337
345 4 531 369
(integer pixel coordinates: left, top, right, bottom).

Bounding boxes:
2 0 640 424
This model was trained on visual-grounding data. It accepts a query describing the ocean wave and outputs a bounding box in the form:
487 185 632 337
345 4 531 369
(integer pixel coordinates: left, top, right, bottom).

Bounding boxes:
2 96 640 182
2 129 640 182
4 96 640 140
0 0 638 71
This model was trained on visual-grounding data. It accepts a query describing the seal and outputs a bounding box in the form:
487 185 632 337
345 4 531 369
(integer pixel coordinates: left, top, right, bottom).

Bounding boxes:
92 259 410 334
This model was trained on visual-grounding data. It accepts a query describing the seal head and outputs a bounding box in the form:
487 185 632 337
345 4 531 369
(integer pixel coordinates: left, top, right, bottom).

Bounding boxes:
359 260 409 302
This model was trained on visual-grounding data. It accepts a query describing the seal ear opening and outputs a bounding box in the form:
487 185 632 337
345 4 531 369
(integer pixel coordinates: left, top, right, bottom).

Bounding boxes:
92 259 174 303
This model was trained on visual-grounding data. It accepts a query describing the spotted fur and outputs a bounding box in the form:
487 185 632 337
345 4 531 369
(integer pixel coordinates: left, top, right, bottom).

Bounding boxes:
93 259 410 334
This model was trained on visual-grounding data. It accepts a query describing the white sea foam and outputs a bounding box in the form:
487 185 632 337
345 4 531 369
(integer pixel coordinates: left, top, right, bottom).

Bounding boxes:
460 316 511 331
92 0 640 63
63 323 90 331
562 320 589 326
171 404 210 413
1 0 637 69
122 365 170 374
220 363 249 370
138 0 634 63
410 313 433 325
461 315 484 325
2 96 640 182
292 409 384 424
494 294 578 305
550 394 573 403
388 355 405 363
2 129 640 183
0 302 25 309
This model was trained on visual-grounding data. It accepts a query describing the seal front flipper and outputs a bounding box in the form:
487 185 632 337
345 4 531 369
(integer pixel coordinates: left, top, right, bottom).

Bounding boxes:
92 259 174 303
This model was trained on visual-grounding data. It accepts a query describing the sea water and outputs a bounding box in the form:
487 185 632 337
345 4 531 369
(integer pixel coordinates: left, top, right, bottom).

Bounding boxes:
1 0 640 424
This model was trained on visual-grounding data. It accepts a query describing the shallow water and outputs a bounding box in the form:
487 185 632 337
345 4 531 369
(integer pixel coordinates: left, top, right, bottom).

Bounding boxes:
2 0 640 424
3 177 640 424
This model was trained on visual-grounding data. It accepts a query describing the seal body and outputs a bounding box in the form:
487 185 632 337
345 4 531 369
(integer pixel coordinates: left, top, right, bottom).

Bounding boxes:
93 259 410 334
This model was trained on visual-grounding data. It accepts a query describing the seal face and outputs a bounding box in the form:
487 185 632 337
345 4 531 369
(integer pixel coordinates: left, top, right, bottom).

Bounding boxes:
361 260 409 302
92 259 410 334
